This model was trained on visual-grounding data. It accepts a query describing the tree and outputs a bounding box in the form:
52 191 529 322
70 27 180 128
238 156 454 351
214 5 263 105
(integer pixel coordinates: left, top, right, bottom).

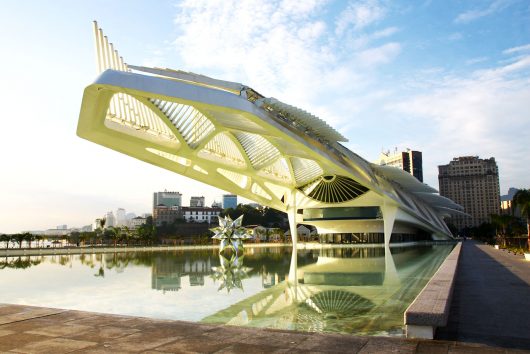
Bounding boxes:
513 189 530 251
34 235 43 248
99 218 106 229
138 223 156 245
23 232 35 249
491 214 514 247
0 234 10 249
12 233 26 248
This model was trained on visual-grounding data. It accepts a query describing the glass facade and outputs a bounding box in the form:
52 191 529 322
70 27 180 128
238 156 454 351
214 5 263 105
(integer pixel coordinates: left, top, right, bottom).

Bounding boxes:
303 207 382 221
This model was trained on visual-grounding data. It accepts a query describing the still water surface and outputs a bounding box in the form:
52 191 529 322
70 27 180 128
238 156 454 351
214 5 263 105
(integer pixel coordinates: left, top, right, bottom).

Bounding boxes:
0 245 453 336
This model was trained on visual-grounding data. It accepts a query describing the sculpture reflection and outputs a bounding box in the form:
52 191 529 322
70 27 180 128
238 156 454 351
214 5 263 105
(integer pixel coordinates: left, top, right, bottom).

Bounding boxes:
211 253 252 293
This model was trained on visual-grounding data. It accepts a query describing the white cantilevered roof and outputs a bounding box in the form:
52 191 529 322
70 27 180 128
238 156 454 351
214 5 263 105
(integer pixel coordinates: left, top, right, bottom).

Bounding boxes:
256 98 349 143
371 164 464 216
371 165 438 193
78 22 461 239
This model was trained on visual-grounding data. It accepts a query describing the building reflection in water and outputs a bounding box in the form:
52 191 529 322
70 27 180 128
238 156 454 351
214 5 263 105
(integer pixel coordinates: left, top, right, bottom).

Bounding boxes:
151 252 214 293
150 248 299 293
201 245 453 336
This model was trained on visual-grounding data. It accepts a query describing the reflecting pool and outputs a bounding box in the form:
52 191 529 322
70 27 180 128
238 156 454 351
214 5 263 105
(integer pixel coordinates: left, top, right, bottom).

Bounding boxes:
0 244 453 337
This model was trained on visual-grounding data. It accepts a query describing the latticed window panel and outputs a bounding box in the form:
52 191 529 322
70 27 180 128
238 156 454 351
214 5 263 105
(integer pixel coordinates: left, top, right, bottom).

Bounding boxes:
291 157 323 186
197 132 246 168
217 168 249 189
149 98 215 148
299 175 368 204
257 157 292 183
233 132 281 170
106 93 177 141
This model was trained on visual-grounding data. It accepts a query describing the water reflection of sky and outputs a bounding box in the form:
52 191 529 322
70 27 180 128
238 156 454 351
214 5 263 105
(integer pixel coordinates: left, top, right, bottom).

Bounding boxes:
0 245 453 336
0 249 293 321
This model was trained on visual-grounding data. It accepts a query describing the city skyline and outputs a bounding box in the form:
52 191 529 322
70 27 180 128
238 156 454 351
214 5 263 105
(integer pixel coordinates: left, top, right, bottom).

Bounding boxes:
1 0 529 233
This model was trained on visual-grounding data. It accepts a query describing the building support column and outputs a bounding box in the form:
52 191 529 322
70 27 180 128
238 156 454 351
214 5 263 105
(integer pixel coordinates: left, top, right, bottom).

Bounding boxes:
288 189 298 283
382 203 399 285
382 203 397 248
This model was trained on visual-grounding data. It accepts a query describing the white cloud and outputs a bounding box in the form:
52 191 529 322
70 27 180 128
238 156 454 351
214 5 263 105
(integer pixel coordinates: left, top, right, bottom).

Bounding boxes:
356 42 401 67
351 26 399 49
171 0 400 124
448 32 463 41
335 0 387 34
503 43 530 55
465 56 488 65
454 0 512 24
387 53 530 190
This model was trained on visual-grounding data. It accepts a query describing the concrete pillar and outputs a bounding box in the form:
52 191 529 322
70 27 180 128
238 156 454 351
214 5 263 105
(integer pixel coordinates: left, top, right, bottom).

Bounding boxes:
287 190 298 283
384 244 399 286
382 203 397 248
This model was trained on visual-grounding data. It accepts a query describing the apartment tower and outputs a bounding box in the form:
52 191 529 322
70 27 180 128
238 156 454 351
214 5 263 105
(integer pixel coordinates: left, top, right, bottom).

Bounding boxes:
379 148 423 182
438 156 500 230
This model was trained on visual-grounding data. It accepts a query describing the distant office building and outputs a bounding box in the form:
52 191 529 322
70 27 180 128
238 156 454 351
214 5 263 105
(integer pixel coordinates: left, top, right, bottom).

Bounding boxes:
115 208 127 226
153 190 182 208
94 218 103 230
438 156 500 230
222 194 237 209
153 205 182 226
130 216 147 229
80 224 93 232
105 211 116 228
182 207 222 223
500 187 521 217
378 148 423 182
56 224 68 230
190 196 205 207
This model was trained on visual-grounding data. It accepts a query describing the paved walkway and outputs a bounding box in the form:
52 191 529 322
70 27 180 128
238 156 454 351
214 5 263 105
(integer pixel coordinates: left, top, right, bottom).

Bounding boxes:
1 304 528 353
436 241 530 350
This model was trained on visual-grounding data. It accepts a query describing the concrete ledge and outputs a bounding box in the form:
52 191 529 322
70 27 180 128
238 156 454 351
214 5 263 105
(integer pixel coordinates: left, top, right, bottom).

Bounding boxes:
404 242 462 339
0 240 456 257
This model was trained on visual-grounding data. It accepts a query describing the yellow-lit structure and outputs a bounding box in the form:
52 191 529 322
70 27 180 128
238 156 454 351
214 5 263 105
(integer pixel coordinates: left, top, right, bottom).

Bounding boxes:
78 23 464 249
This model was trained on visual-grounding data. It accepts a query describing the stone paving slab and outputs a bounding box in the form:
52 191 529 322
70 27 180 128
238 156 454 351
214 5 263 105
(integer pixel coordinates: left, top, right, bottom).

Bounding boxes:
0 304 528 353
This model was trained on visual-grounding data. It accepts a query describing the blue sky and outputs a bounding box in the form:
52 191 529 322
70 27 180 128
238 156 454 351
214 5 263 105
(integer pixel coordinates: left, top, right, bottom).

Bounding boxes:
0 0 529 233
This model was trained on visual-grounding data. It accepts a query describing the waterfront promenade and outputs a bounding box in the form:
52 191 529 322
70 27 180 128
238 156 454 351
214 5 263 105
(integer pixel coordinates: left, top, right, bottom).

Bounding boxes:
436 240 530 350
0 304 527 353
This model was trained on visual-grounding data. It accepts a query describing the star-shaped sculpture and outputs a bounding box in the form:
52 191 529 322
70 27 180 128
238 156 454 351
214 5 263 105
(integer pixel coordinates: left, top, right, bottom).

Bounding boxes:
211 215 252 256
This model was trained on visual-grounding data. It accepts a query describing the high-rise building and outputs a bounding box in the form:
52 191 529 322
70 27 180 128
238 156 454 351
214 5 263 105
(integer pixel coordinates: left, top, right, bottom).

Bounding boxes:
153 190 182 208
153 205 182 226
438 156 500 230
115 208 127 226
222 194 237 209
500 187 521 217
190 196 205 207
378 148 423 182
105 211 116 228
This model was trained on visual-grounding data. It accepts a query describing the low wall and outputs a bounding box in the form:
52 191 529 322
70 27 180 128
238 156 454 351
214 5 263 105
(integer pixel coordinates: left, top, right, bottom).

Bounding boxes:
0 240 456 257
404 242 462 339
